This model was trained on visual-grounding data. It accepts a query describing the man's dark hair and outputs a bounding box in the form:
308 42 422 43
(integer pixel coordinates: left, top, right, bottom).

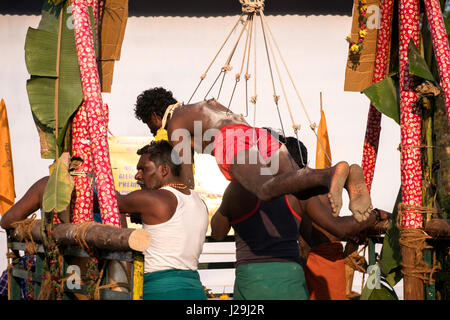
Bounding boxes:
263 127 286 144
134 87 177 122
284 137 308 169
263 127 307 169
137 140 182 176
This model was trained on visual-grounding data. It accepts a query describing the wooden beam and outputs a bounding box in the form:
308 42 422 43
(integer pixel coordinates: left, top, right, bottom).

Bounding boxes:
12 220 150 252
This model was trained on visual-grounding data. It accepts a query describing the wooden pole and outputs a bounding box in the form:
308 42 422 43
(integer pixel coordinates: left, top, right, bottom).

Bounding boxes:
12 220 151 252
365 218 450 238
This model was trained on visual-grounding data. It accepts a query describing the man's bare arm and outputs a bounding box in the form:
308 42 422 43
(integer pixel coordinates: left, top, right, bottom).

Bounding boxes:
116 190 153 215
302 195 381 240
211 209 231 241
1 176 49 230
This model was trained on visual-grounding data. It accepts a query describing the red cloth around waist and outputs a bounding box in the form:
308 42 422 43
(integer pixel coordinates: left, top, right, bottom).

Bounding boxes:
213 124 281 181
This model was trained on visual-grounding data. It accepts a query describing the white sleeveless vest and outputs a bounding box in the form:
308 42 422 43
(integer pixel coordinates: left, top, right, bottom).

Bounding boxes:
143 186 208 273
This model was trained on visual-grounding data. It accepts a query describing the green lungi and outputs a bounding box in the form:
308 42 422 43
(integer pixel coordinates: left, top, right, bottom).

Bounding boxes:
143 269 207 300
233 262 309 300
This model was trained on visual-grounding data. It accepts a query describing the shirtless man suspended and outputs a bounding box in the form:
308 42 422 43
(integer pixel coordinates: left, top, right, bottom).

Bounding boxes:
134 87 372 221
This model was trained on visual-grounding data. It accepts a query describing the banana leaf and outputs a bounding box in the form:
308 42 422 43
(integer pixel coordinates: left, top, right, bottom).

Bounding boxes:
360 263 399 300
362 75 400 124
25 0 83 159
379 187 403 287
361 282 399 300
408 39 436 83
42 152 74 213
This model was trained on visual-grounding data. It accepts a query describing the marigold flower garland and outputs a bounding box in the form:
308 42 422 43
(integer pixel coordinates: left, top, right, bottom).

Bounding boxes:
346 0 369 54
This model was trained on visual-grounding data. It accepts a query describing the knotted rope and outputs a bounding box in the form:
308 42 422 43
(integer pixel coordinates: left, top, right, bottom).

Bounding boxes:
397 203 441 284
344 244 368 292
344 245 368 274
240 0 264 14
73 221 102 251
11 213 38 255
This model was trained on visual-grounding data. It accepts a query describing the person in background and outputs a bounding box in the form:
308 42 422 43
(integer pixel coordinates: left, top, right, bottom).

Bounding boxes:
115 140 209 300
210 132 387 300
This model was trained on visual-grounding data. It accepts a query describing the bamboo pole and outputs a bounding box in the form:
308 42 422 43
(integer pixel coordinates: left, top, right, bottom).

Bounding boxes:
423 0 450 126
361 0 394 192
399 0 423 300
71 0 121 226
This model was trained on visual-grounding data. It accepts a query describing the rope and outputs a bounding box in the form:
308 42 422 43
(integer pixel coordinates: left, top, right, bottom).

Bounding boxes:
227 13 254 113
260 11 332 164
188 1 328 165
259 12 289 146
188 14 245 103
73 221 102 251
397 144 436 151
240 0 264 14
11 213 38 255
93 261 130 300
344 245 368 274
397 203 441 284
395 203 439 228
243 14 254 116
260 12 297 131
215 14 251 102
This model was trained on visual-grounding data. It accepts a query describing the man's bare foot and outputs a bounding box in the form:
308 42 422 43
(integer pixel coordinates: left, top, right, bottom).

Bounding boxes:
346 164 372 222
328 161 350 216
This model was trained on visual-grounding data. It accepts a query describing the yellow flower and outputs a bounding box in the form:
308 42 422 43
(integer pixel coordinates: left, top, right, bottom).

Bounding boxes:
350 44 360 53
219 294 229 300
361 5 368 12
359 29 367 38
154 128 169 141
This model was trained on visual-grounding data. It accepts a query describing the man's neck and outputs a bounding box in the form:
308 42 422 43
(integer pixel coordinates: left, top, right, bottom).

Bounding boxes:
160 177 187 188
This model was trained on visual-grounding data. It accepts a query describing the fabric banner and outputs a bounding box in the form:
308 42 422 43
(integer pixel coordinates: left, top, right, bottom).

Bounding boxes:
344 0 381 92
399 0 422 228
0 99 15 215
315 108 332 169
72 0 121 226
98 0 128 92
361 0 394 192
71 102 94 223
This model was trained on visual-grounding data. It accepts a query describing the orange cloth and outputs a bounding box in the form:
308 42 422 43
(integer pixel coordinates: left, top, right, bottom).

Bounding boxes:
304 241 346 300
315 108 332 169
0 99 15 215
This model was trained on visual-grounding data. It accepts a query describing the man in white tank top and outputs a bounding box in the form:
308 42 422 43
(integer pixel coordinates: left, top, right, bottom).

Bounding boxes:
116 140 209 300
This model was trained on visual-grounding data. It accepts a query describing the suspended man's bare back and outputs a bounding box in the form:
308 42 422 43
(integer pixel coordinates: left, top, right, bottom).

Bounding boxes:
165 98 371 219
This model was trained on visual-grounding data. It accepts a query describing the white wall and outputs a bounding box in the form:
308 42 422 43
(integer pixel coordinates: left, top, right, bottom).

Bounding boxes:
0 13 402 297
